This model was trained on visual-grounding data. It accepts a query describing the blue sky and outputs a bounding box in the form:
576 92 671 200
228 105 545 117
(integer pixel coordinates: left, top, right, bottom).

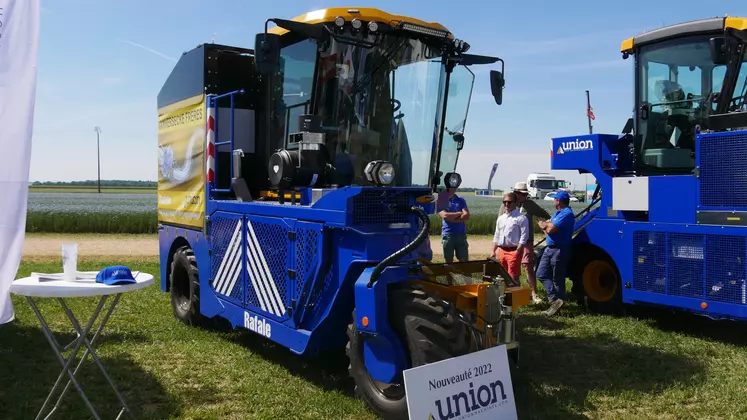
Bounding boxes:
30 0 746 189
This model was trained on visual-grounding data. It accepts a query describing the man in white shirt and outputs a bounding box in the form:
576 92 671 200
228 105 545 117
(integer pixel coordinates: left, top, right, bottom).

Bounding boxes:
491 192 529 282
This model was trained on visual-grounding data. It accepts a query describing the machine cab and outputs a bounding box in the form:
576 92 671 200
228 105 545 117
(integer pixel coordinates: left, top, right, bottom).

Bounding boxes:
246 8 506 197
622 17 747 176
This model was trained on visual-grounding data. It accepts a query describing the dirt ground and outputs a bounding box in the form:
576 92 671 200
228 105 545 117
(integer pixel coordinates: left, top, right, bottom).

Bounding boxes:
22 234 502 257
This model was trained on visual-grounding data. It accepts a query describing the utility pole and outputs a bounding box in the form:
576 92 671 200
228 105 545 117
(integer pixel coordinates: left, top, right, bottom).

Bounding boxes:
94 126 101 193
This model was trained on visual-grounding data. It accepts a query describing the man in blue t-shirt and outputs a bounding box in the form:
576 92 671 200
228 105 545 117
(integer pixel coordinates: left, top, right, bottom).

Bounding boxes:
535 190 575 316
439 187 470 263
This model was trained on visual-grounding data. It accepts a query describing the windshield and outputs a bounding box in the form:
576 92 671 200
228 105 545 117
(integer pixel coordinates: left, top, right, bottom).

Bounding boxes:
533 179 563 190
636 35 747 173
269 34 475 188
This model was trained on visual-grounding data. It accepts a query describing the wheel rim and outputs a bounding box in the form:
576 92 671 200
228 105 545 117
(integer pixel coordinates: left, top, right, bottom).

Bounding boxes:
172 263 191 311
583 260 618 302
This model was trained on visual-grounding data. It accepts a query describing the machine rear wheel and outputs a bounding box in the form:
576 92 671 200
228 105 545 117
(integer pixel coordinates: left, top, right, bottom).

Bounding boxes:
346 283 469 419
169 246 209 326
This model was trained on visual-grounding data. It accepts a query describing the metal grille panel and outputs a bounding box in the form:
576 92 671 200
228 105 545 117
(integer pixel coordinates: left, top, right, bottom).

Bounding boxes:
633 231 666 294
352 191 413 225
705 235 747 305
295 227 320 300
668 233 704 299
699 132 747 207
633 231 747 305
245 219 290 316
209 214 243 301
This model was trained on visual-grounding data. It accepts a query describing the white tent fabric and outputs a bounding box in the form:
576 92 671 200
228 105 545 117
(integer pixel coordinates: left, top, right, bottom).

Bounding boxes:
0 0 41 325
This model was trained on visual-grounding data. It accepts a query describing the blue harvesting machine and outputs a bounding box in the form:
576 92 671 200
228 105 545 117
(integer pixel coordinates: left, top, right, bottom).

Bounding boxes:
155 7 531 419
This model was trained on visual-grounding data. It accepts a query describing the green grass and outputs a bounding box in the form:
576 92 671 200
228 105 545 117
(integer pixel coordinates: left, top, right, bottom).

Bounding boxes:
26 211 158 234
3 257 747 419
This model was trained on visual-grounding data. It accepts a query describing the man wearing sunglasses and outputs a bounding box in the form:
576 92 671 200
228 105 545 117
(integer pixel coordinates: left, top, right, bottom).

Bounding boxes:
491 192 529 283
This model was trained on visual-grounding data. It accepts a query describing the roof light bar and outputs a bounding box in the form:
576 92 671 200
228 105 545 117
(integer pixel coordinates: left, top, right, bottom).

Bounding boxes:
400 22 449 38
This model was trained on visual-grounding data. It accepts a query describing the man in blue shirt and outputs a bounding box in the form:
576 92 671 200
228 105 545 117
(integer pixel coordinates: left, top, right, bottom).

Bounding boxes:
439 187 470 263
535 190 575 316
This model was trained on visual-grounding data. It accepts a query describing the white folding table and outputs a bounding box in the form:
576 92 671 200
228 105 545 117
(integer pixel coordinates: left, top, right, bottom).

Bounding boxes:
10 271 154 420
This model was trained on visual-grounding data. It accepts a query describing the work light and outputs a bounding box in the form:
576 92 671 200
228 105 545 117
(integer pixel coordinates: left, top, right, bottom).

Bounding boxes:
364 160 396 186
444 172 462 189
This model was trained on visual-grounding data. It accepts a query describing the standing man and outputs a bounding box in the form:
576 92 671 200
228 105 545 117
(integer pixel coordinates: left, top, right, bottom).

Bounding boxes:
512 182 549 304
535 190 575 316
491 192 529 282
439 187 470 263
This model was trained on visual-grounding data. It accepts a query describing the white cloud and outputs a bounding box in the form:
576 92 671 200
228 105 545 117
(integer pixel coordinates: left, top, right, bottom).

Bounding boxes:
118 39 177 62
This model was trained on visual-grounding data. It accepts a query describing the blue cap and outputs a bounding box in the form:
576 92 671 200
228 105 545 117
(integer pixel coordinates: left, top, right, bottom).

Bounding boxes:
96 265 137 285
554 190 570 200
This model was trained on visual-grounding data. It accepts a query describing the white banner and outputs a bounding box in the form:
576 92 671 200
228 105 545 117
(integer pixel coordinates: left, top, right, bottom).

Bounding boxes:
0 0 41 325
404 345 518 420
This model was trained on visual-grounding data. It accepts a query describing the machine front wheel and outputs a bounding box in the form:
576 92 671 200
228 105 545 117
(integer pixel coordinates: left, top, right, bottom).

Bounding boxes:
579 251 624 315
346 283 469 419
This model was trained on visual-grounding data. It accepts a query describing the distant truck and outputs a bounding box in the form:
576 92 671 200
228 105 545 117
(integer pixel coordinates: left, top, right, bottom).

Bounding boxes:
526 172 568 199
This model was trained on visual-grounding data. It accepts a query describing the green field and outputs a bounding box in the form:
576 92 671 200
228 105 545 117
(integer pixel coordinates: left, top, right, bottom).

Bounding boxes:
26 189 590 235
29 185 156 194
3 256 746 419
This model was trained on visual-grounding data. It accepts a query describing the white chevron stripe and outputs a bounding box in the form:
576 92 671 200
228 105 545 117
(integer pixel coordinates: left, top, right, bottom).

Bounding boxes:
213 220 241 292
245 242 273 314
218 230 242 295
245 224 282 316
220 244 242 296
246 221 285 315
222 234 245 297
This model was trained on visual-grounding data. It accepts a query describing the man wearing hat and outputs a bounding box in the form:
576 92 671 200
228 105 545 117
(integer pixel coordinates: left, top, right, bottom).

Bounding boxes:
508 181 549 303
535 190 575 316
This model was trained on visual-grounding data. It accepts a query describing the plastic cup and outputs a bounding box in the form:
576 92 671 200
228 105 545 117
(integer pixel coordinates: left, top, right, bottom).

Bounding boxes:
62 243 78 280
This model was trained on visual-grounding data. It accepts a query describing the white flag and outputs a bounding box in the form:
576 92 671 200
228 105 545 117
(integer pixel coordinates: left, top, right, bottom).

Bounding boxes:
0 0 41 325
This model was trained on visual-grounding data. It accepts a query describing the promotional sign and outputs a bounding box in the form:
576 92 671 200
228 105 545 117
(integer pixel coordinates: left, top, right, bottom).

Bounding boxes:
403 345 518 420
0 0 41 325
157 95 206 229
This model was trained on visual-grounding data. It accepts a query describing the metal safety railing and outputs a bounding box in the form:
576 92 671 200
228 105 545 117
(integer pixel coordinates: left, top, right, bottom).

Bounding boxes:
207 89 245 196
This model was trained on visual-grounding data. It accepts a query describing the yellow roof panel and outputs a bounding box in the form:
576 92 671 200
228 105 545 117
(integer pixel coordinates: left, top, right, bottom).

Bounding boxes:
620 16 747 53
267 7 451 37
726 17 747 31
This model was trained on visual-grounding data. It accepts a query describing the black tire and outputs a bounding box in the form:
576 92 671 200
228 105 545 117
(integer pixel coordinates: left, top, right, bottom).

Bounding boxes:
169 246 209 326
346 283 469 420
577 250 624 315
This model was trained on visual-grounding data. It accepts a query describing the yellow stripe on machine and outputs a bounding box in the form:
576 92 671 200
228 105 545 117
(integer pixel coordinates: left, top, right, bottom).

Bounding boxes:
726 17 747 31
267 7 452 38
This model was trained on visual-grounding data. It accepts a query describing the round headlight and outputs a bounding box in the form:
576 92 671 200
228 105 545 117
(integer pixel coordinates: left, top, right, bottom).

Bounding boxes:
377 163 395 185
351 18 362 29
368 21 379 32
334 16 345 27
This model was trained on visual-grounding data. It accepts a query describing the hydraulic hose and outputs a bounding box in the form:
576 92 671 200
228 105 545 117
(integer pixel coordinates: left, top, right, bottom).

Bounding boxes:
367 205 430 288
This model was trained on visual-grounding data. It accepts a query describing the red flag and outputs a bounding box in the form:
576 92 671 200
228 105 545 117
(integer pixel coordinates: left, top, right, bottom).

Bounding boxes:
587 106 596 120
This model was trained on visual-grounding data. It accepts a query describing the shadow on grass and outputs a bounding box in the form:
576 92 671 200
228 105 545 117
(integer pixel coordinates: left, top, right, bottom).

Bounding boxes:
624 305 747 347
510 315 708 420
0 321 182 419
223 328 355 397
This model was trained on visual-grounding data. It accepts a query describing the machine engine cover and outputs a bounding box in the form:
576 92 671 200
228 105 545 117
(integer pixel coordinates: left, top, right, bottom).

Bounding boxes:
268 148 329 189
268 149 299 190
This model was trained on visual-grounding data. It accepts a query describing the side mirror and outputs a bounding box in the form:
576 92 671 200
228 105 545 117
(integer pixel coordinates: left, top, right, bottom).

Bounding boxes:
710 37 728 65
255 32 281 75
490 70 505 105
453 133 465 151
